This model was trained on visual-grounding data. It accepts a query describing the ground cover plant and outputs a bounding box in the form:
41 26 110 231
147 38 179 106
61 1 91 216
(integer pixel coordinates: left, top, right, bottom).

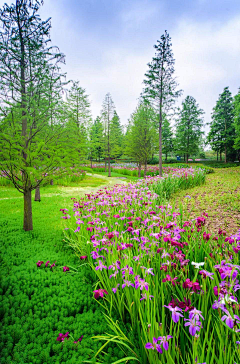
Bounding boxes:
0 181 131 364
61 167 240 363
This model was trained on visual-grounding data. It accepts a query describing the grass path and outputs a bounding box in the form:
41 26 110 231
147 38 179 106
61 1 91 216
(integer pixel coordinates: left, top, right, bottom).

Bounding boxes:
169 167 240 234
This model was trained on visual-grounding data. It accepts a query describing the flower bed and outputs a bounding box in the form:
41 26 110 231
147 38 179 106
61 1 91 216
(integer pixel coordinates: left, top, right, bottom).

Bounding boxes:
62 168 240 364
89 162 214 176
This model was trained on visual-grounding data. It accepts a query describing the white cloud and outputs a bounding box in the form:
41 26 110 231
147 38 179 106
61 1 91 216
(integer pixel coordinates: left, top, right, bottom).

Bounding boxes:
172 16 240 129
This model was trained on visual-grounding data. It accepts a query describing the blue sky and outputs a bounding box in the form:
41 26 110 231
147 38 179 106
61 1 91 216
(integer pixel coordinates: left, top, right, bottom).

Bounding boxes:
1 0 240 131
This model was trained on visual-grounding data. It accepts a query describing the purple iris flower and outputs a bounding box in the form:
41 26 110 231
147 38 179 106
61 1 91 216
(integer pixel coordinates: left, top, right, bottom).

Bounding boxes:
184 318 201 336
121 265 134 276
135 278 149 291
220 267 238 280
199 270 214 280
145 337 162 353
122 279 135 289
112 284 120 293
95 260 107 271
108 261 121 271
164 305 184 323
157 335 173 351
189 308 204 321
109 271 119 279
140 293 154 301
221 309 234 329
144 267 155 276
212 300 225 310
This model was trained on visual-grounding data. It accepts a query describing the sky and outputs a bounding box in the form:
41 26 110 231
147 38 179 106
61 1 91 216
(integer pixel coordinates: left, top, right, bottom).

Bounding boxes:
1 0 240 132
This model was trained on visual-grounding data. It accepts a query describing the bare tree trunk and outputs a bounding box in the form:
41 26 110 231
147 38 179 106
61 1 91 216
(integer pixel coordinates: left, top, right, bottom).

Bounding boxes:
225 122 227 163
144 160 147 178
50 179 53 185
24 188 33 231
220 152 222 161
138 163 142 178
108 157 111 177
159 117 162 176
35 185 40 202
217 150 218 161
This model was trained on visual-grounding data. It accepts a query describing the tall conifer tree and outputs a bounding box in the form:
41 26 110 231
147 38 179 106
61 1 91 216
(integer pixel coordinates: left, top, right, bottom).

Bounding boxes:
101 93 115 177
175 96 204 163
143 30 182 176
207 87 235 163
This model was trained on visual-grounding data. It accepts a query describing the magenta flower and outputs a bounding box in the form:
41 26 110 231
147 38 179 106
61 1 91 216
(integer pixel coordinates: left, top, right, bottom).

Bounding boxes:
56 332 69 342
63 266 69 272
37 261 44 267
145 337 162 353
157 335 173 351
162 274 179 287
93 288 108 299
183 278 201 293
50 261 56 269
80 256 87 260
74 335 83 343
164 305 184 323
45 261 50 267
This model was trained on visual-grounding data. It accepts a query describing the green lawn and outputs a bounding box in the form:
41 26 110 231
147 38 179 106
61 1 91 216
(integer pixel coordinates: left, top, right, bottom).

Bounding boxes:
0 178 126 364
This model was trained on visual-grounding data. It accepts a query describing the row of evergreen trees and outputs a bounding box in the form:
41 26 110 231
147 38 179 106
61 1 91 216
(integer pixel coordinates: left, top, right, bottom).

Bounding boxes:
89 87 240 175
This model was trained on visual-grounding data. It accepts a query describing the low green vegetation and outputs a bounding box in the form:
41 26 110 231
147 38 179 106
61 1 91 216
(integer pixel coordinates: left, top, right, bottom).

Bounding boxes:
0 181 128 364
